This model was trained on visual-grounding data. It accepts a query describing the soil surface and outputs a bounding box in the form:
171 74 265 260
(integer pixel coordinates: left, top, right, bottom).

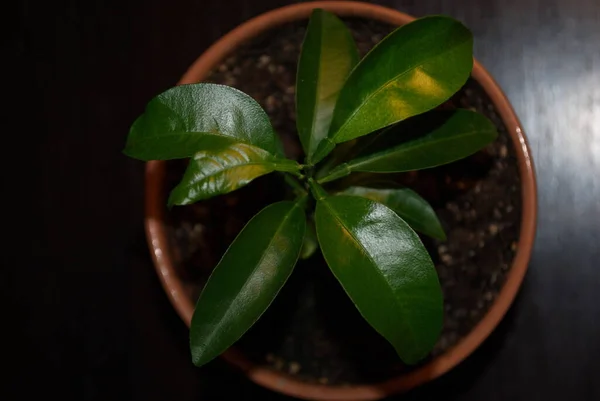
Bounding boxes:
164 19 522 385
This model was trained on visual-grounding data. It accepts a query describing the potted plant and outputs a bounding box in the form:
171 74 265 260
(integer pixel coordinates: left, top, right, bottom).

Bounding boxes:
129 2 536 400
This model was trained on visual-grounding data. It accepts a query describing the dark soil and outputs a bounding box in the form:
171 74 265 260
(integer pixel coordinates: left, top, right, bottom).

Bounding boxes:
164 19 522 385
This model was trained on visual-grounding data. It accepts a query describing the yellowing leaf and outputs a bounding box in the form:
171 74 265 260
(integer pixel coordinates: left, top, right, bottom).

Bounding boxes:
312 16 473 163
296 9 359 162
168 136 300 205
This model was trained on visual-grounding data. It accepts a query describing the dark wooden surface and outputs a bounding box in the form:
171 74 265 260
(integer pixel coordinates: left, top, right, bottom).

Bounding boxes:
8 0 599 400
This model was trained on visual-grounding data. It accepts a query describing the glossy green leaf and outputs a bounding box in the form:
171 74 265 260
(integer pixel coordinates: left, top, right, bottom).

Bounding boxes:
296 9 359 162
168 136 300 206
315 194 443 364
124 83 282 161
339 186 446 240
320 110 497 182
190 200 306 367
312 16 473 163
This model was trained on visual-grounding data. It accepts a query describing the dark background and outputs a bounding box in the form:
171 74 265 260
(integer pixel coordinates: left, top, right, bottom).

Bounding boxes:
7 0 599 400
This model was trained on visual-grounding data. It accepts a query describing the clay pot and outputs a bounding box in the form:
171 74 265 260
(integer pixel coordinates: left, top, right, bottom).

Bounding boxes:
144 1 537 400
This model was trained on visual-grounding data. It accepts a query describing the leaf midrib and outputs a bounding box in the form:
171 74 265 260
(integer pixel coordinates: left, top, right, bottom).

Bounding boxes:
179 156 298 192
331 32 470 142
320 198 419 347
178 161 277 191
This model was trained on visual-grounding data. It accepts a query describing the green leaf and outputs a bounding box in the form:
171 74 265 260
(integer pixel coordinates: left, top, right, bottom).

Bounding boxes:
124 83 283 161
339 186 446 240
300 218 319 259
315 195 443 364
312 16 473 163
331 171 402 191
296 9 359 162
321 110 497 182
168 136 300 206
190 200 306 367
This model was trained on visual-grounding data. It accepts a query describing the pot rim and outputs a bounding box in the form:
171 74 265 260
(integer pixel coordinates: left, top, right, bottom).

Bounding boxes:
144 2 537 400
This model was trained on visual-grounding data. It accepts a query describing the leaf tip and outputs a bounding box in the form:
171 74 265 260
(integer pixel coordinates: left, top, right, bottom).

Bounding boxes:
430 224 447 241
310 7 325 17
489 128 500 141
190 342 214 368
123 115 150 160
432 227 448 241
166 191 181 209
121 145 149 161
436 229 447 241
395 348 428 366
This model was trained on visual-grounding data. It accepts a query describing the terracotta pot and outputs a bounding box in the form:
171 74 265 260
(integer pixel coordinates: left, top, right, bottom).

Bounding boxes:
144 1 537 400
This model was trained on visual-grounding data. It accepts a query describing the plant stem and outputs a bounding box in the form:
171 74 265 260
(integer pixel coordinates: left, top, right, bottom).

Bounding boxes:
283 173 307 196
314 140 356 180
295 193 309 206
317 163 351 184
314 157 337 180
307 178 327 201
